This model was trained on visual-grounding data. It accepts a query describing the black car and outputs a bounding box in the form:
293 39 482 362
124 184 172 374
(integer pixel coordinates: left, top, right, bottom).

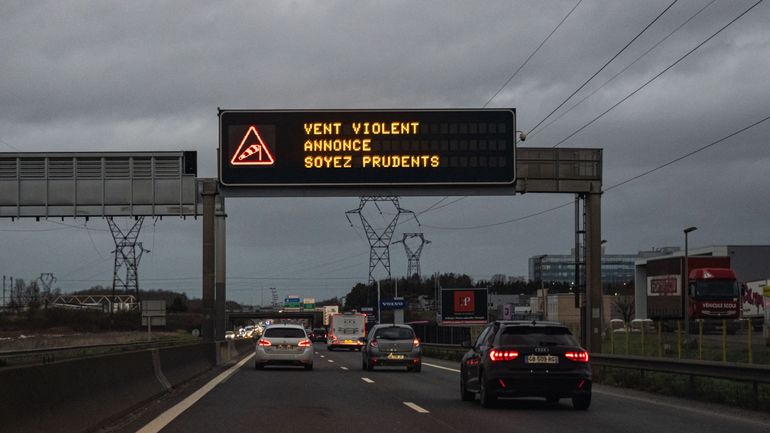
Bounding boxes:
460 321 592 409
309 327 327 343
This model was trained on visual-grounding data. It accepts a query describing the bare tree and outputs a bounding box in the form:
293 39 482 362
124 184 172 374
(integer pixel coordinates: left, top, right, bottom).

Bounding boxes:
612 295 635 323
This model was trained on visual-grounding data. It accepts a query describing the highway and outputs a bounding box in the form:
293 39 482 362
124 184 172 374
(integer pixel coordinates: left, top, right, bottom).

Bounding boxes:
111 344 770 433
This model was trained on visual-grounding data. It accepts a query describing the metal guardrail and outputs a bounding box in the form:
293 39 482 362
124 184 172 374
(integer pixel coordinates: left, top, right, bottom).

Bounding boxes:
591 353 770 384
421 343 770 385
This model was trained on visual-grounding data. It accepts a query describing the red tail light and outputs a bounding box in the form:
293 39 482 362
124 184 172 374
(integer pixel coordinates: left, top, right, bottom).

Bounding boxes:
413 339 420 348
370 339 379 348
489 349 519 362
298 339 311 347
257 338 271 347
565 351 590 362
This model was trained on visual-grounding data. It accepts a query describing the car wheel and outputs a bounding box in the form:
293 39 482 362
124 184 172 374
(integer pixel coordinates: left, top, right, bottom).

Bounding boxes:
572 393 591 410
366 358 374 371
546 396 560 404
328 346 334 351
362 358 367 370
413 363 422 373
304 363 313 371
254 362 264 370
460 371 475 401
479 372 497 408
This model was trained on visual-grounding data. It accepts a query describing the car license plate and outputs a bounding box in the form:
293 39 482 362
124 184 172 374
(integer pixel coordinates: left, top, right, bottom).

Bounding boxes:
343 340 353 344
278 345 293 350
526 355 558 364
386 353 405 360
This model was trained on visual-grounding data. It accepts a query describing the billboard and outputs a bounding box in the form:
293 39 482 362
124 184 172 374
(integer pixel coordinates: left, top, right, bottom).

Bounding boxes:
440 288 488 325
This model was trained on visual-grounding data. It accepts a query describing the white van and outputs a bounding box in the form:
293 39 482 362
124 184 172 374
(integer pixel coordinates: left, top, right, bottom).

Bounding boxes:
327 313 367 351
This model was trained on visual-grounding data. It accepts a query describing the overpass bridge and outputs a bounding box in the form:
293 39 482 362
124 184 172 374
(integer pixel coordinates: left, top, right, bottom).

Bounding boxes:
226 310 323 329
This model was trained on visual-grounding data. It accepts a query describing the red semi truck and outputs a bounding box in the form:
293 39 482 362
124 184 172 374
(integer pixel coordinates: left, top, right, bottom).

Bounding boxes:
686 268 740 320
645 256 740 332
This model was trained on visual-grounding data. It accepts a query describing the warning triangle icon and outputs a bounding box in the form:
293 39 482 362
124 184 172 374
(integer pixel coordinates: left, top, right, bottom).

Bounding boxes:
230 126 275 166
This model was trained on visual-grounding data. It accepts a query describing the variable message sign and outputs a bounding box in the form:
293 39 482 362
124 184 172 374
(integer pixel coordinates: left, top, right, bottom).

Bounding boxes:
219 109 515 188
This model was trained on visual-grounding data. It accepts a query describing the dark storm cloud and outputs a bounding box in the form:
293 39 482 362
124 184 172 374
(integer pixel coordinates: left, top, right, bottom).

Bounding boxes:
0 0 768 303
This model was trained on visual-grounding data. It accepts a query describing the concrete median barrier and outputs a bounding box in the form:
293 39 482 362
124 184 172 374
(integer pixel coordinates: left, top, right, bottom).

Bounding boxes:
0 340 250 433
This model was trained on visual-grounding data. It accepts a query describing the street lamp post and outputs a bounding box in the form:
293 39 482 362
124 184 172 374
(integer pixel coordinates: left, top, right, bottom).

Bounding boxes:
535 255 548 319
683 227 697 335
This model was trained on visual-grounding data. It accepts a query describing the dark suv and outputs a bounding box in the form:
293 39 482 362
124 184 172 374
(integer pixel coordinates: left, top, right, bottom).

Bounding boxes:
460 321 592 409
309 328 327 343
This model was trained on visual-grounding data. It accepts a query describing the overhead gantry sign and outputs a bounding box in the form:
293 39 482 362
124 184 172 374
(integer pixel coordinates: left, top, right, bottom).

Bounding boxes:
219 109 516 189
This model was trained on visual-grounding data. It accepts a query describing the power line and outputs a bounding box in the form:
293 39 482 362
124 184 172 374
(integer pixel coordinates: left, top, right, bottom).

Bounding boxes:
551 0 764 148
528 0 680 135
407 2 675 226
413 2 583 224
528 0 719 142
423 201 573 231
483 0 583 108
424 112 770 230
605 113 770 192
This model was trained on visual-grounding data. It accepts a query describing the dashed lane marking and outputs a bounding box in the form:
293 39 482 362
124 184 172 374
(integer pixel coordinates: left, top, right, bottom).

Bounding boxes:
423 362 460 373
340 366 349 370
361 377 374 383
403 402 430 413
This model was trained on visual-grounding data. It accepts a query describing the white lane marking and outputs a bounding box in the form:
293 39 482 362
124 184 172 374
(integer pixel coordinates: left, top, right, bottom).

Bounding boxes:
320 355 326 358
423 362 460 373
136 353 255 433
403 402 430 413
340 366 349 371
361 377 374 383
327 359 334 363
314 352 319 355
594 388 770 427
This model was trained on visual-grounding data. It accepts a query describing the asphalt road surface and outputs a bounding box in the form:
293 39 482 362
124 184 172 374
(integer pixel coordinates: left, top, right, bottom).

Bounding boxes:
111 343 770 433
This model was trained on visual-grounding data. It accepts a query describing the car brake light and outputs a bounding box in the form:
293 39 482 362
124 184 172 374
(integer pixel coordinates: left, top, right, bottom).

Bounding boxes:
258 338 271 347
489 349 519 362
565 351 590 362
298 339 311 347
370 339 378 348
413 339 420 348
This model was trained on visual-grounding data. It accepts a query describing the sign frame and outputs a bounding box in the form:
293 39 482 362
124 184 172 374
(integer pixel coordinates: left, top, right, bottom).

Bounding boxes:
218 108 516 189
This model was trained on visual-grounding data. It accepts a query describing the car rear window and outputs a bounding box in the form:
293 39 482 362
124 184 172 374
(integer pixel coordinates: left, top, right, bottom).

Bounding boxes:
373 327 415 340
313 328 326 333
497 326 578 346
264 328 306 338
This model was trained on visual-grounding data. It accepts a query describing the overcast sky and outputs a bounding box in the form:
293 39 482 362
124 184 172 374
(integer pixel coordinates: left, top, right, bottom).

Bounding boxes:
1 0 768 305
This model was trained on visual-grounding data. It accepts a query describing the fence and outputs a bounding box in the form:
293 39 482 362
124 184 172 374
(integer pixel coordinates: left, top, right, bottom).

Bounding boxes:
415 319 770 365
410 323 471 345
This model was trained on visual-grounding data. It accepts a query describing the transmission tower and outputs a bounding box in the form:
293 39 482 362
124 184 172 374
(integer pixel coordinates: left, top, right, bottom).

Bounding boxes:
107 218 150 308
393 233 431 278
38 273 56 298
346 196 418 284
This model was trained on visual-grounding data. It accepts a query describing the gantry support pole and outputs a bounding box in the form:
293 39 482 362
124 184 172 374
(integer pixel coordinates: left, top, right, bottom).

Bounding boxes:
585 192 603 353
215 195 227 341
201 180 218 340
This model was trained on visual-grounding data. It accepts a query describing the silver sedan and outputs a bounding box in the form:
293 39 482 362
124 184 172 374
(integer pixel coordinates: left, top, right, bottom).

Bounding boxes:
255 324 314 370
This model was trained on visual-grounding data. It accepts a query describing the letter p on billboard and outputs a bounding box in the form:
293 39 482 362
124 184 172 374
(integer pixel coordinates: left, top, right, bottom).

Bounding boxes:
454 290 475 313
